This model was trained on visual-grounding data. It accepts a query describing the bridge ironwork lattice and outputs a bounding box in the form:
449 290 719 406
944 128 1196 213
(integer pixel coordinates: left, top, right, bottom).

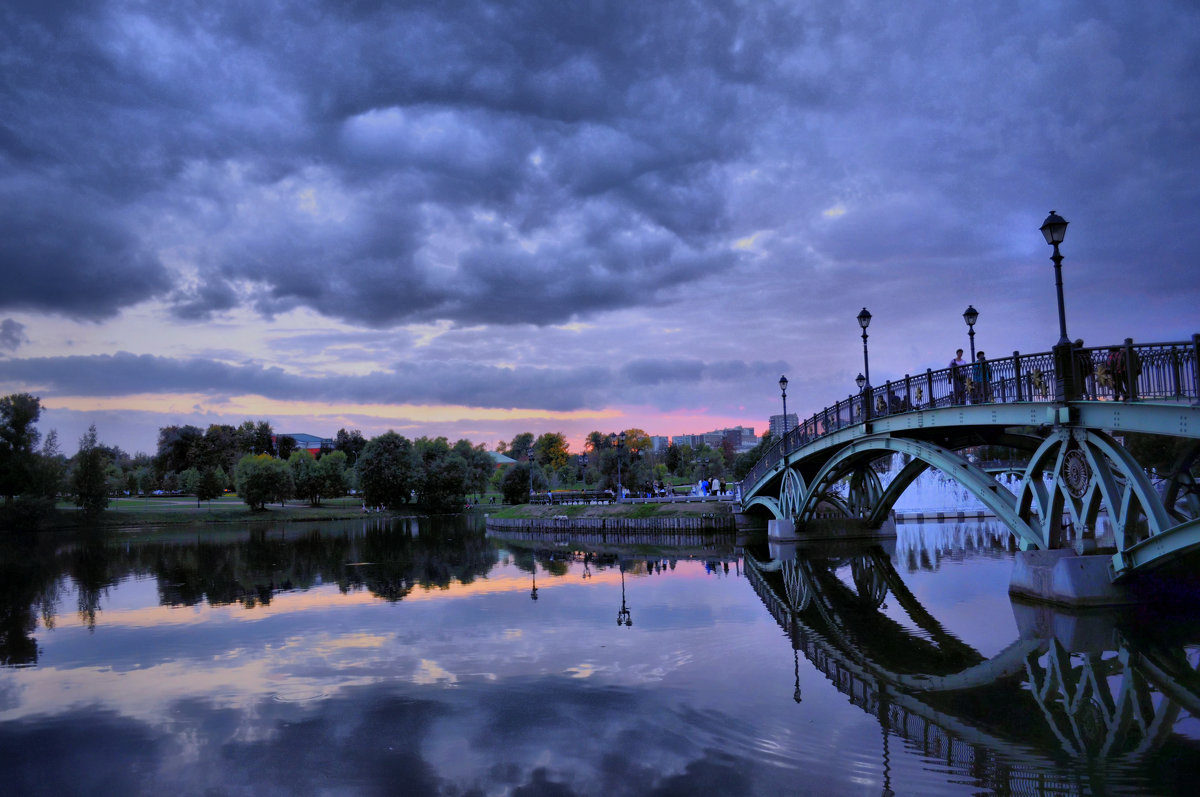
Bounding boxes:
743 338 1200 494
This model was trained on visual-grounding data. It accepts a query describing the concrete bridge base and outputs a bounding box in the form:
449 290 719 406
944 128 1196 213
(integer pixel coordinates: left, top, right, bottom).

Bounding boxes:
767 516 897 542
1009 549 1135 607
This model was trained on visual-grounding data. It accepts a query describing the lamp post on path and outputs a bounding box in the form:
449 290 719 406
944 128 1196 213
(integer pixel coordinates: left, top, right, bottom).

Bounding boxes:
963 305 979 362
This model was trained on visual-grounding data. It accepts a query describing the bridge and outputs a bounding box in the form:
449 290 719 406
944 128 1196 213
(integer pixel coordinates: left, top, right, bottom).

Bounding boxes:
739 336 1200 582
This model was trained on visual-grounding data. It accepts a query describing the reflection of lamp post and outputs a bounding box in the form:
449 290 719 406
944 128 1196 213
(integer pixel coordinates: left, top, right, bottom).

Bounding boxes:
792 647 802 704
530 567 538 601
963 305 979 362
779 375 789 452
617 564 632 626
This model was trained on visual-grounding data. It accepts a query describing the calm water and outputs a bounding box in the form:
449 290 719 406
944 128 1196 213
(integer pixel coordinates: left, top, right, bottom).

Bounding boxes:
1 516 1198 795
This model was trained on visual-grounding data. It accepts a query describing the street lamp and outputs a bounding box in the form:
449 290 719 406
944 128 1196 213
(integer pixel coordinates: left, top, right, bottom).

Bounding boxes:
857 308 872 388
778 375 789 449
856 373 867 391
963 305 979 362
857 308 872 420
1039 210 1070 346
527 446 535 500
611 432 626 500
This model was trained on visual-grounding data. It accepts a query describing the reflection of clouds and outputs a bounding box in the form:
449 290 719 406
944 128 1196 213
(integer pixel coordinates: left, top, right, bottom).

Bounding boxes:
413 660 458 686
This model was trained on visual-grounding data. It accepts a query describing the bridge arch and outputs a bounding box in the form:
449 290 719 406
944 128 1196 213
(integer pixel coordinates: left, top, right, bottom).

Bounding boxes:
796 435 1044 549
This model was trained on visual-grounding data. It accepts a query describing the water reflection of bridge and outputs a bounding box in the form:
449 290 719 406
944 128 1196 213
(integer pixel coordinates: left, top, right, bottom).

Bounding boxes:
745 543 1200 794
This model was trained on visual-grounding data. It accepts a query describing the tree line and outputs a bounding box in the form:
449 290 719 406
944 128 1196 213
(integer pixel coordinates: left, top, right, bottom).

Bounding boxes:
2 391 796 527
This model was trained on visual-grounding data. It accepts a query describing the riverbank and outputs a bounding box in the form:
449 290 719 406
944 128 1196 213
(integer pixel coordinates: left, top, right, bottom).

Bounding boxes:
481 500 735 520
13 495 421 531
9 495 735 532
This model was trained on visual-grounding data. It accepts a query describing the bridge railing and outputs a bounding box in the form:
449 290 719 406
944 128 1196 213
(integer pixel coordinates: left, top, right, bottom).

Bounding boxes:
741 336 1199 497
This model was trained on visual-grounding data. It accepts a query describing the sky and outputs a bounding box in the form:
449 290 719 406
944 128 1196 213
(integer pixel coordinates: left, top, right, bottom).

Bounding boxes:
2 0 1198 458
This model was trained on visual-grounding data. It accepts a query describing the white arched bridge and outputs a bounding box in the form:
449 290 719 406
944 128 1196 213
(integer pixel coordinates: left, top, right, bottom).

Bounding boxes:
739 336 1200 580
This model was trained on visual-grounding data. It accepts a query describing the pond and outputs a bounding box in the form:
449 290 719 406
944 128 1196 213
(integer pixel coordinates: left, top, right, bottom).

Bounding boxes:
1 515 1198 795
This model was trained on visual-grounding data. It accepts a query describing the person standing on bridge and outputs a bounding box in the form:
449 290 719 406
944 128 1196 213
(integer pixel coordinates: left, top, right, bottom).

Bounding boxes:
949 349 968 404
972 352 992 403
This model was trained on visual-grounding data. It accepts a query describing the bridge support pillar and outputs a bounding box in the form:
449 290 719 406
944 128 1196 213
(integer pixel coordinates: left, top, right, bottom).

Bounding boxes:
1010 549 1135 607
768 518 796 541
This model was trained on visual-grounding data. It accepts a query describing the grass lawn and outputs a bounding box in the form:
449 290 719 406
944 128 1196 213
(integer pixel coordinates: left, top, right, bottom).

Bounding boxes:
46 493 402 529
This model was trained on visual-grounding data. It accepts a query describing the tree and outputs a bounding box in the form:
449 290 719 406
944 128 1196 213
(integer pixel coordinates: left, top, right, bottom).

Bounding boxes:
0 393 42 506
72 425 110 516
196 467 225 507
316 450 350 501
454 440 493 501
733 432 774 480
179 467 201 496
289 450 322 506
500 462 547 505
665 443 682 475
356 432 418 509
334 428 367 464
533 432 570 470
235 454 291 510
277 435 298 460
585 431 608 453
507 432 535 460
415 437 469 512
154 424 203 479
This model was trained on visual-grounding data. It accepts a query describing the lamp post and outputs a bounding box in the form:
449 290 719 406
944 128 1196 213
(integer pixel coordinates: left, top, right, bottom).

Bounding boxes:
1040 210 1075 401
1039 211 1070 346
963 305 979 362
527 446 535 500
857 308 872 420
778 375 789 450
610 432 626 500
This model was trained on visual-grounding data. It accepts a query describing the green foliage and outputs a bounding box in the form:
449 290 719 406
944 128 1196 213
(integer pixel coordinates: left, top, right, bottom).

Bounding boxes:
277 435 297 460
1 392 42 505
197 467 225 505
533 432 570 470
179 467 201 495
507 432 535 460
1122 433 1200 477
316 451 350 502
356 432 418 509
732 432 774 480
500 463 547 505
334 428 367 462
72 425 110 515
289 449 322 505
235 454 292 510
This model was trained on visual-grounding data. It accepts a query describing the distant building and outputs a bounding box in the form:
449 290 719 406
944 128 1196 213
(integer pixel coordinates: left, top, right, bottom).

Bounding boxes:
489 451 517 468
274 433 334 454
650 435 670 452
768 414 798 440
670 426 758 453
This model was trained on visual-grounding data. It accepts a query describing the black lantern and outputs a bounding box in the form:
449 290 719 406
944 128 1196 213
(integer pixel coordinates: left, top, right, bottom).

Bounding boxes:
963 305 979 362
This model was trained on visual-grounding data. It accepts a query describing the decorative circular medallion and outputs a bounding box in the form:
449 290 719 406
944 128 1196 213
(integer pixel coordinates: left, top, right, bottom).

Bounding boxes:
1063 449 1091 499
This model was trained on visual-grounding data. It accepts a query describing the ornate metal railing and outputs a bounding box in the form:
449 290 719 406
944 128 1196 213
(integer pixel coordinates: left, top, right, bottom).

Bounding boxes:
742 336 1200 496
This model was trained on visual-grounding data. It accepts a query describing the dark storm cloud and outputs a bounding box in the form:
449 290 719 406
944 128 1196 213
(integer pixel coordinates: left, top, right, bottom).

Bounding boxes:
0 319 27 351
0 0 776 327
0 351 776 411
